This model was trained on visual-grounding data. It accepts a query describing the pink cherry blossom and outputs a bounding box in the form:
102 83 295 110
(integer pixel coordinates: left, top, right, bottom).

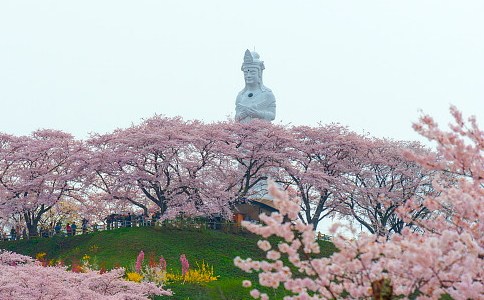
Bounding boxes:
235 107 483 299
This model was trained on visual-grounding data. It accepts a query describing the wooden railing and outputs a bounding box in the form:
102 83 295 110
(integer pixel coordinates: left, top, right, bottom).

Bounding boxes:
2 220 331 241
1 219 248 241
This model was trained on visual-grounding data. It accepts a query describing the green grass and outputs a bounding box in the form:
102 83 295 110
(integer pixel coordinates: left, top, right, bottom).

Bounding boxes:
0 226 336 300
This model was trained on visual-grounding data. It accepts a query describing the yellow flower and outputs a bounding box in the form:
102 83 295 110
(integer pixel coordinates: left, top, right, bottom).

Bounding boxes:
89 244 99 253
35 252 47 260
166 261 218 284
126 272 143 283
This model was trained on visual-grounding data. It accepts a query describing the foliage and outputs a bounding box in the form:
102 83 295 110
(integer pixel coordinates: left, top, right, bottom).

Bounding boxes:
129 250 218 287
0 249 171 299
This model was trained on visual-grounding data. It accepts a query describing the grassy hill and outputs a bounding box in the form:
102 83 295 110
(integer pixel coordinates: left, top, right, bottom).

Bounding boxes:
0 226 337 299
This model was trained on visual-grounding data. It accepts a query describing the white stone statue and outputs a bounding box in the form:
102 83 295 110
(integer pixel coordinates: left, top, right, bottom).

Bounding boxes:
235 50 276 123
234 50 277 201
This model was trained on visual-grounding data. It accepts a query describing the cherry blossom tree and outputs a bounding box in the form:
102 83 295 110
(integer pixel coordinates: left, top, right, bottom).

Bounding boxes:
278 124 360 229
235 107 483 299
216 120 291 201
87 116 233 220
0 130 85 237
341 138 435 236
86 129 151 217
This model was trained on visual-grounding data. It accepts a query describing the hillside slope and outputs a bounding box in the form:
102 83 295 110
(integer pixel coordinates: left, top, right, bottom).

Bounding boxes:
0 226 336 299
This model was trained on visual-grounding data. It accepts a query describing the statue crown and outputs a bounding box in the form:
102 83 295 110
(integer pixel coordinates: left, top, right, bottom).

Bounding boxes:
242 49 265 71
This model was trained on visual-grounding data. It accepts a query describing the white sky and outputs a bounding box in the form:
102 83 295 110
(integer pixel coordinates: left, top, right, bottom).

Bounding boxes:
1 1 483 143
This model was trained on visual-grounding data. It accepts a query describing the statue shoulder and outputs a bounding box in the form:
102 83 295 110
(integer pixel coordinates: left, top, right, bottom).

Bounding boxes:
237 89 245 97
263 87 272 92
261 88 275 101
261 85 274 95
236 90 245 104
261 85 273 93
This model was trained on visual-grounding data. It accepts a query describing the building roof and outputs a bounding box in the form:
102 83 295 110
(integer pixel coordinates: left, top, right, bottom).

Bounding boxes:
249 198 278 211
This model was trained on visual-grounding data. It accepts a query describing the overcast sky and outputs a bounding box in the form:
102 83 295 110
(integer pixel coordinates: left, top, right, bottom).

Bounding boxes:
1 1 482 143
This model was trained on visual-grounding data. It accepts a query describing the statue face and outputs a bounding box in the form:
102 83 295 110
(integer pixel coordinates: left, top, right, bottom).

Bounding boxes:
243 67 260 85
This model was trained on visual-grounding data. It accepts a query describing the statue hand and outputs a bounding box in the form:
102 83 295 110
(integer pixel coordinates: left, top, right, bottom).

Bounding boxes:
247 107 260 118
237 110 248 120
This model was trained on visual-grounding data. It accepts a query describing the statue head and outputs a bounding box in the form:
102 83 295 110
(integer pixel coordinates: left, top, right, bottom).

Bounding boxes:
241 49 265 86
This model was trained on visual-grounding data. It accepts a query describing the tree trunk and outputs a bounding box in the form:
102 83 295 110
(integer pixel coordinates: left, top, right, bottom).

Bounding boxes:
23 212 39 237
